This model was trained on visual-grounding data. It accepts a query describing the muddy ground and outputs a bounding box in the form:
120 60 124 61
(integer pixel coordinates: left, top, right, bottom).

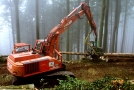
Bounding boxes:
1 60 134 86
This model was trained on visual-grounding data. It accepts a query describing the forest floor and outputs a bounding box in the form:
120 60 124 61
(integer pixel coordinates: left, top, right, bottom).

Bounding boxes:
1 60 134 86
65 60 134 82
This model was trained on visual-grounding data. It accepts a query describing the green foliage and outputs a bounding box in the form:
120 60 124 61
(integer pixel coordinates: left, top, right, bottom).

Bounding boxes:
0 57 6 63
55 76 89 90
53 76 134 90
0 74 13 85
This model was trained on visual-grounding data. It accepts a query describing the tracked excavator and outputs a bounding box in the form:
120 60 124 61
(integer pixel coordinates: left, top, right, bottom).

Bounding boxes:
7 2 103 87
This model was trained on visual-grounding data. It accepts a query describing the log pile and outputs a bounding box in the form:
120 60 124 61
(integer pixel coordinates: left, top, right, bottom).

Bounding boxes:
101 53 134 62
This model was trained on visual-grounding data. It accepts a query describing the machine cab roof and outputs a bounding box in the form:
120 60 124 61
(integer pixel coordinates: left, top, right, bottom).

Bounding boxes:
12 43 30 54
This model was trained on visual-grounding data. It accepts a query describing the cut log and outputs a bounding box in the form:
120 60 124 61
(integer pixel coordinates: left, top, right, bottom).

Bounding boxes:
100 53 134 62
0 84 34 89
104 53 134 57
105 57 134 62
60 52 89 55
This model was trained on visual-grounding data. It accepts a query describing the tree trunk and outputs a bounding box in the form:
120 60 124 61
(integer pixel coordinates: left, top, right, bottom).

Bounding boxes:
10 0 15 43
121 0 128 53
109 0 113 52
77 0 81 60
103 0 109 52
35 0 39 39
66 0 70 60
132 39 134 52
99 0 106 47
110 0 121 52
69 26 73 60
14 0 20 43
84 0 89 52
104 53 134 57
0 84 34 89
115 0 121 52
102 53 134 62
60 52 88 55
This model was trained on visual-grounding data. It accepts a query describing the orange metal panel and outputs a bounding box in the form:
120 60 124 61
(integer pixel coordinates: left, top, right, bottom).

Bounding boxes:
39 59 49 72
9 52 40 62
7 58 24 76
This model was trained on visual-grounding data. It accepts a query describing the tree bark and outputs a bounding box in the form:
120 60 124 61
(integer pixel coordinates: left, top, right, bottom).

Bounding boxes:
103 0 109 52
104 53 134 57
110 0 121 52
14 0 20 43
66 0 70 60
77 0 81 60
121 0 128 53
60 52 88 55
109 0 113 52
84 0 89 52
10 0 15 44
99 0 106 47
0 84 34 89
115 0 121 52
35 0 39 39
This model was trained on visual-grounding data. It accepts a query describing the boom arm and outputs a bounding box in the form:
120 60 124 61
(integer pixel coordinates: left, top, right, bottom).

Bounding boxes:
44 2 97 57
81 2 97 45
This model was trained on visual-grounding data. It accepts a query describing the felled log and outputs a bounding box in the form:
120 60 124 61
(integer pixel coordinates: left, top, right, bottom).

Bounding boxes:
104 53 134 57
0 84 34 89
60 52 89 55
101 53 134 62
105 57 134 62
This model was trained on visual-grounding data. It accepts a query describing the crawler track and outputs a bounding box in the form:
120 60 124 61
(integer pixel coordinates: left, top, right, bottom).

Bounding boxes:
12 71 75 88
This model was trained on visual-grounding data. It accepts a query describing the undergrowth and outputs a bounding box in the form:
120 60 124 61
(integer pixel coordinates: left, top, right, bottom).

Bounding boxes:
0 57 7 63
0 74 13 85
52 76 134 90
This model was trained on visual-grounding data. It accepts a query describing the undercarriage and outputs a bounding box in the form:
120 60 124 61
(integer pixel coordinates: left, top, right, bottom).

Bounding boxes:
12 69 75 88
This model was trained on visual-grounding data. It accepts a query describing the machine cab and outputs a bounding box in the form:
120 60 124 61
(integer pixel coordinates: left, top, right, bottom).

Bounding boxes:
33 39 45 54
12 43 30 54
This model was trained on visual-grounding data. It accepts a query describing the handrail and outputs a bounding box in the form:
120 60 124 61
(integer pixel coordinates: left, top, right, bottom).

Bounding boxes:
53 49 62 62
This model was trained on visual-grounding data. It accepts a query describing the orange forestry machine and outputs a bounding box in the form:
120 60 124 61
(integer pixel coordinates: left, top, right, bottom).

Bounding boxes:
7 2 99 86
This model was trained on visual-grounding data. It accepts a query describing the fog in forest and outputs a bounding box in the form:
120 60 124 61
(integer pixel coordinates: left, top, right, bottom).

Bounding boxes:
0 0 134 60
